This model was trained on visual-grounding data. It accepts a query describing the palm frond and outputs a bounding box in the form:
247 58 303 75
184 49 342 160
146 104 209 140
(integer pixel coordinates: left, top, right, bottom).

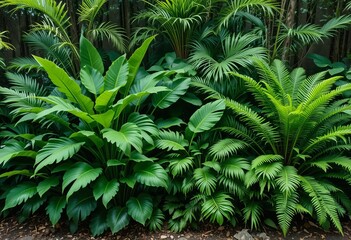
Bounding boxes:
243 200 263 229
78 0 107 23
87 22 126 53
0 30 14 50
5 72 48 96
218 0 277 28
23 31 73 72
189 32 266 82
0 0 70 32
300 176 343 233
209 138 247 160
8 57 42 73
320 15 351 38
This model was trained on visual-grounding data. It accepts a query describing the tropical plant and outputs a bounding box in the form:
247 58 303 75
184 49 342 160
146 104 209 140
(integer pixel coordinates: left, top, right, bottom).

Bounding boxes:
0 36 176 235
133 0 277 59
0 31 13 69
208 58 351 235
271 8 351 62
189 29 267 83
0 0 126 75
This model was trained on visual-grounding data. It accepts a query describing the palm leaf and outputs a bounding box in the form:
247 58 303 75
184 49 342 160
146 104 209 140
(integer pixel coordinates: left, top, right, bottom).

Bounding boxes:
210 138 247 160
188 99 225 134
193 167 217 195
201 192 234 225
34 56 94 114
126 193 153 225
62 162 102 200
102 123 143 156
35 137 85 173
3 182 37 211
134 162 168 188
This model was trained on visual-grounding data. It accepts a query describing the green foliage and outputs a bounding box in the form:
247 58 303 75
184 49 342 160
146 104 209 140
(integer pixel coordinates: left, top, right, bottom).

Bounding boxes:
214 58 351 235
0 37 174 235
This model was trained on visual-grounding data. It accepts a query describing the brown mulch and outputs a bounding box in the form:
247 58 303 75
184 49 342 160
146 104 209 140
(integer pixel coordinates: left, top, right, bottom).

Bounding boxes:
0 214 350 240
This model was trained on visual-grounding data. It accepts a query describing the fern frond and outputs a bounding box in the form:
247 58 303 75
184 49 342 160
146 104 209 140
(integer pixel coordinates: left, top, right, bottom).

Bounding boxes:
243 200 263 229
209 138 247 160
276 191 299 236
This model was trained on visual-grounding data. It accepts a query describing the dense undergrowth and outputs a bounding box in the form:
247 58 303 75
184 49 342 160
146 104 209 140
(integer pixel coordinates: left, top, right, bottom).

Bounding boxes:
1 0 351 237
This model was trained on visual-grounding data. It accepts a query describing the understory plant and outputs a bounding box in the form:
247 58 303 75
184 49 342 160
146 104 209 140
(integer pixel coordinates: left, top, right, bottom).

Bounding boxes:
0 0 126 75
212 58 351 235
0 36 177 235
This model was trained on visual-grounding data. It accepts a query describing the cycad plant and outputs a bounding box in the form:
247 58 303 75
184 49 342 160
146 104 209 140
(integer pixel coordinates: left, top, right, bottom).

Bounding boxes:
133 0 277 59
0 36 175 235
212 59 351 235
0 0 126 75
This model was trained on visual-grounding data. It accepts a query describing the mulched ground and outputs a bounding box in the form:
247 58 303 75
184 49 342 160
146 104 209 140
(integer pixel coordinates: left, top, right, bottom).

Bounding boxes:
0 214 350 240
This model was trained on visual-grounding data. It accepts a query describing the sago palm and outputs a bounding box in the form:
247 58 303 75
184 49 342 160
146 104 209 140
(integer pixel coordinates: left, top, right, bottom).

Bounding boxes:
206 59 351 235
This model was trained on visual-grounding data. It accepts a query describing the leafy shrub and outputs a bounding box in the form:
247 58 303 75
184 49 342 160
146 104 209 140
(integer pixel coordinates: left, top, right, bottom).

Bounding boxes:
214 59 351 235
0 36 175 235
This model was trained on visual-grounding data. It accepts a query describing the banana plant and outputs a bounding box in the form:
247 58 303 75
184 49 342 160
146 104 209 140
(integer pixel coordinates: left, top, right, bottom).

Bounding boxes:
0 36 175 235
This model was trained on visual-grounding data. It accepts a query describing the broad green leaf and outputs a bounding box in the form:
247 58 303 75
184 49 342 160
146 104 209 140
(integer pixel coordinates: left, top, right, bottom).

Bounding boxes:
155 117 185 129
35 138 85 173
134 162 168 187
46 196 66 225
188 100 226 133
62 162 102 200
126 193 153 225
107 159 127 167
102 123 143 156
34 56 94 114
80 65 104 95
123 35 156 95
91 110 115 128
152 78 191 109
0 142 25 166
69 131 104 148
107 207 130 234
90 212 108 236
93 176 119 208
37 176 59 197
3 182 37 211
128 113 158 145
94 87 120 112
80 36 104 74
66 190 97 223
181 92 202 106
112 86 169 117
308 54 331 68
0 169 32 178
36 96 95 123
19 195 46 223
104 55 128 90
120 176 137 188
129 151 156 162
